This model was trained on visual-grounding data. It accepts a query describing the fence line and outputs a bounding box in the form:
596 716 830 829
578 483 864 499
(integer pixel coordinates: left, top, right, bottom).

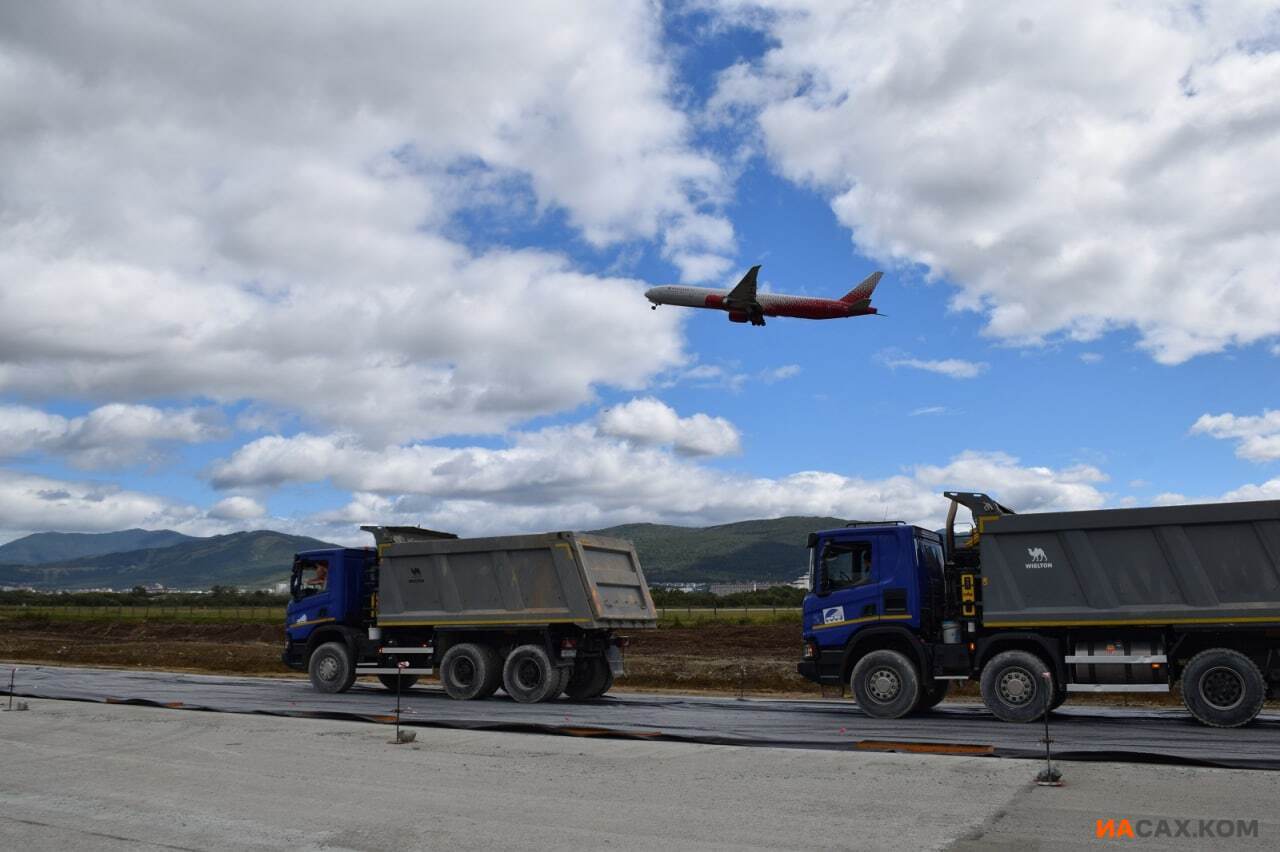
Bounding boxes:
0 604 283 621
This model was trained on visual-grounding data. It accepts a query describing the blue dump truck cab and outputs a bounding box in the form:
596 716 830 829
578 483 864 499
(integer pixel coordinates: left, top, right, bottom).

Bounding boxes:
799 522 951 712
284 547 374 662
798 492 1280 727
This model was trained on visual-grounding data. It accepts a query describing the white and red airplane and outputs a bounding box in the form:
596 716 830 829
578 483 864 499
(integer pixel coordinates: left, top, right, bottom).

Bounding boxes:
645 265 882 326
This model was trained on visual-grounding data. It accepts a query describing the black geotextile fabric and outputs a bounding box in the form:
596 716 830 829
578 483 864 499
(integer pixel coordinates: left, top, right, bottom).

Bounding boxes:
8 665 1280 770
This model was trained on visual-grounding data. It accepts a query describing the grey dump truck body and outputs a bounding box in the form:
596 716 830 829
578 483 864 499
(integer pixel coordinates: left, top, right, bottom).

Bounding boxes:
979 500 1280 627
285 526 655 703
377 532 656 629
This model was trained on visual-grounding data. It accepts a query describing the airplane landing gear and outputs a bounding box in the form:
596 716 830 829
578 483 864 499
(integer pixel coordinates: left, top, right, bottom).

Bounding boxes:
650 304 658 310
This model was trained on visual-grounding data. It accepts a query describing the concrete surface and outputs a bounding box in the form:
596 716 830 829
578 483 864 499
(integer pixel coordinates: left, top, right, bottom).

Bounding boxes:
1 700 1277 851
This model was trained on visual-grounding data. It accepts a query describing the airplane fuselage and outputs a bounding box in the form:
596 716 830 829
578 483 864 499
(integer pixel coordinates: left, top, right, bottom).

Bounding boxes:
644 285 877 322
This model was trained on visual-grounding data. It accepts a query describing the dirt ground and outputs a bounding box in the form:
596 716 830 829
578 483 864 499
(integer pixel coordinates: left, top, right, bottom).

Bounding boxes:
2 617 1275 709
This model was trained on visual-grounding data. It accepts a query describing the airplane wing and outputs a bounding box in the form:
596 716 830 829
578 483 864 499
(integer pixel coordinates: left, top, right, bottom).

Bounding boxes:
724 265 761 306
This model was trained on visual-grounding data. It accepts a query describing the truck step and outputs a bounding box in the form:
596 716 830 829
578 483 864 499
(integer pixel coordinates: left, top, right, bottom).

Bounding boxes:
356 666 434 675
378 647 434 654
1066 683 1170 693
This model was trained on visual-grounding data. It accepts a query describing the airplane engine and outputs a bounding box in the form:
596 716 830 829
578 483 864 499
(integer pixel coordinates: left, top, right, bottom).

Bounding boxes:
728 311 749 323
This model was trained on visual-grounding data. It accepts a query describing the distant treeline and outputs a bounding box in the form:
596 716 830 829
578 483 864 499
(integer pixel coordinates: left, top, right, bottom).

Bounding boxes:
0 586 289 608
650 585 805 608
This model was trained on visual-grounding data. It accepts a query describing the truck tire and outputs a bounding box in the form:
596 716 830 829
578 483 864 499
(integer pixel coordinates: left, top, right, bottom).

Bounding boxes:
440 643 499 701
913 679 950 713
564 657 611 700
1050 685 1068 711
502 644 561 703
309 641 356 694
981 650 1052 723
377 674 419 692
1180 648 1266 728
850 650 920 719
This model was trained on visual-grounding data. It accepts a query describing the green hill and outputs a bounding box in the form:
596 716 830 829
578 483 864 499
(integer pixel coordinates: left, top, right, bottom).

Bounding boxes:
0 531 337 591
589 516 847 582
0 528 197 565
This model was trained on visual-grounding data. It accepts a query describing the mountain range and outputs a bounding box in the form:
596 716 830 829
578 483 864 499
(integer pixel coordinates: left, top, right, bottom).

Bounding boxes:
0 516 849 590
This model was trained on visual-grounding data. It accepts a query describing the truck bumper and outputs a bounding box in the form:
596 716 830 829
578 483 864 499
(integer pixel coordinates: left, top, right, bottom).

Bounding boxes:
797 651 844 686
281 640 305 671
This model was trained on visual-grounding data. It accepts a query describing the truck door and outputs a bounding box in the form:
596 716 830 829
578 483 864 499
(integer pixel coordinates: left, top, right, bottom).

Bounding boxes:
286 556 337 644
814 537 881 631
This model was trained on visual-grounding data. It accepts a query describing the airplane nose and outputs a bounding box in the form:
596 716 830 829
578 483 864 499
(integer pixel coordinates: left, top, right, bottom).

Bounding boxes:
644 287 658 301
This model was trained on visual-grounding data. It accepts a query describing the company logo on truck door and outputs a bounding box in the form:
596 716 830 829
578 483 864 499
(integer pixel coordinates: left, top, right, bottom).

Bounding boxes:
408 565 424 583
822 606 845 625
1024 547 1054 569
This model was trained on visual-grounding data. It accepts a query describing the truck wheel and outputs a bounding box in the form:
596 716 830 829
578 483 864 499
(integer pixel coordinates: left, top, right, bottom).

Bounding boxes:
309 641 356 694
981 650 1052 723
377 674 419 691
1050 685 1068 711
913 679 950 713
474 646 502 699
502 644 561 703
1181 648 1266 728
850 650 920 719
440 643 499 701
564 658 611 700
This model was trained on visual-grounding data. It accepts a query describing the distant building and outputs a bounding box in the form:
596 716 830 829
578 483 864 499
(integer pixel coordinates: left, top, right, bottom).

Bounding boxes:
789 572 810 590
707 581 772 596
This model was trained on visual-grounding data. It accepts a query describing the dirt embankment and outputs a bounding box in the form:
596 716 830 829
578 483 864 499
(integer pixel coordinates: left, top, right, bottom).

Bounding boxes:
0 617 815 693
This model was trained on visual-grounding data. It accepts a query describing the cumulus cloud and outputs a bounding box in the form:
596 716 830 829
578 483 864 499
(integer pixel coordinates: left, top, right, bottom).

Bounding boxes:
1191 410 1280 462
209 421 1108 536
0 2 734 443
713 1 1280 363
881 354 988 380
208 496 267 521
0 404 223 468
0 470 200 542
598 398 741 456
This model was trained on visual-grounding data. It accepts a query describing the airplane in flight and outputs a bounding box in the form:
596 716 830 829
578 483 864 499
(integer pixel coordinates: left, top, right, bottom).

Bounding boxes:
644 265 882 326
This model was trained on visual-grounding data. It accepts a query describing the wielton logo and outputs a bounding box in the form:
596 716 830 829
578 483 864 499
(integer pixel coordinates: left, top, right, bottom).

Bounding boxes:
408 564 424 583
1024 547 1053 569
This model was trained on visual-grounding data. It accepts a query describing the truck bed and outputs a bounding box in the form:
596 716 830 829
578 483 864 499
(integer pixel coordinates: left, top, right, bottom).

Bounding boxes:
978 500 1280 627
374 532 657 629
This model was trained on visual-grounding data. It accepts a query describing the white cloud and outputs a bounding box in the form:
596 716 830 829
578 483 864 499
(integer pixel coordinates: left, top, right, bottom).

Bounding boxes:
597 398 741 456
759 364 801 383
910 406 949 417
1080 352 1104 364
1191 410 1280 462
882 354 988 380
209 422 1108 536
0 469 200 542
714 2 1280 363
0 3 734 442
0 403 223 468
208 496 267 521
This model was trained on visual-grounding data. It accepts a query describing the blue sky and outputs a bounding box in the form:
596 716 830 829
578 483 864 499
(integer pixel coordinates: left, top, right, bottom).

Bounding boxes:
1 2 1278 544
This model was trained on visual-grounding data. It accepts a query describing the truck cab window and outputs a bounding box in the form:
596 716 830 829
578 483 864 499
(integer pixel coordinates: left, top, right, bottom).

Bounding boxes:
293 560 329 599
822 541 873 592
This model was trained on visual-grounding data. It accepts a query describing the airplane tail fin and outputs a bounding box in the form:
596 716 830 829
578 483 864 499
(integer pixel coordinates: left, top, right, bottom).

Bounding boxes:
840 271 882 305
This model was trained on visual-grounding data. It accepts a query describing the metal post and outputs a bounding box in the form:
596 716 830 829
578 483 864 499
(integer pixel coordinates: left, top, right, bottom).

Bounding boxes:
1035 670 1063 786
7 668 13 711
389 660 415 744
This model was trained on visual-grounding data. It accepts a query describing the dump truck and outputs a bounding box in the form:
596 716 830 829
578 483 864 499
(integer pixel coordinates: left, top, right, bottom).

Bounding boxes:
282 526 657 702
798 493 1280 727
